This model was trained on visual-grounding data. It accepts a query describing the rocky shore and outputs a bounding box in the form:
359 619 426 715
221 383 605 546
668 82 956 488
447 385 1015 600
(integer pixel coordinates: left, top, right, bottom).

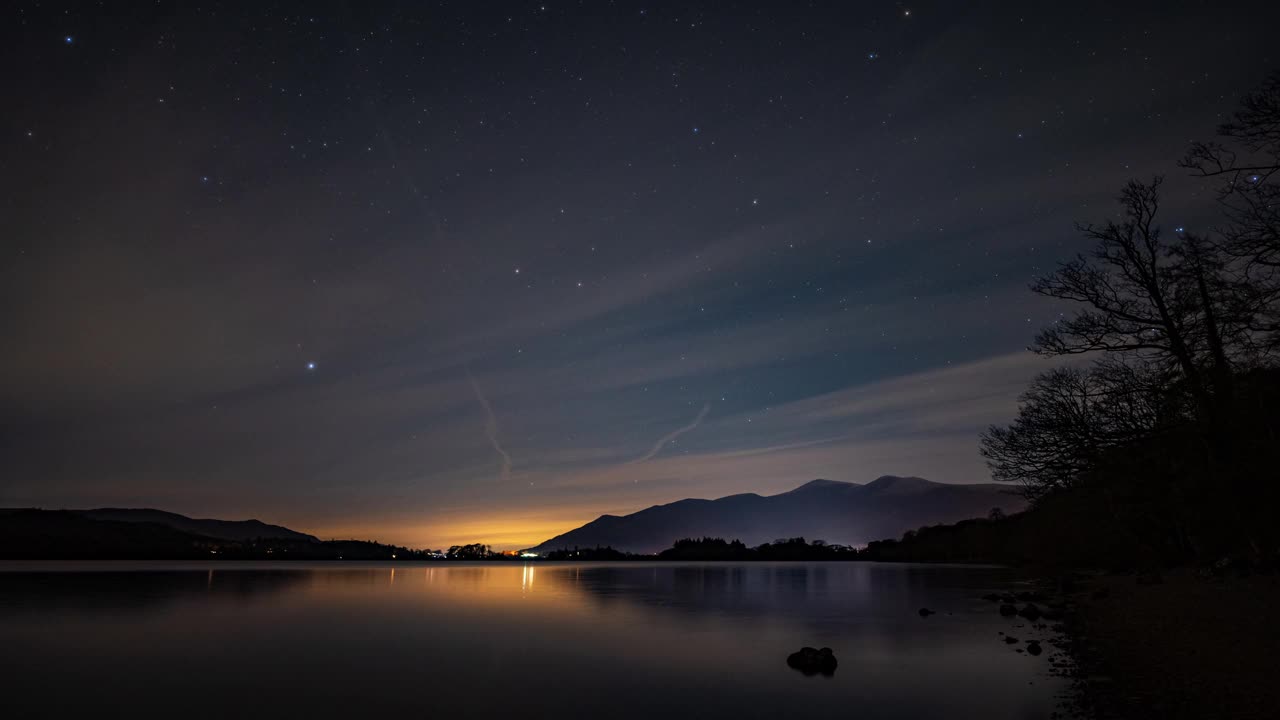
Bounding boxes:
956 568 1280 719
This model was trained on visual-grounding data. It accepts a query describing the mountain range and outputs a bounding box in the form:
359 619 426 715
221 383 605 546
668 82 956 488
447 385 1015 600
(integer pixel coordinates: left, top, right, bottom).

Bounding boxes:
2 477 1024 559
529 476 1024 554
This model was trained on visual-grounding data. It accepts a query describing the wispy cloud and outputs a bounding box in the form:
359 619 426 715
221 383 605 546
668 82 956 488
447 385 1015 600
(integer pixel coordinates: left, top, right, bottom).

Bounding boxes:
466 369 511 483
632 403 711 463
517 351 1060 505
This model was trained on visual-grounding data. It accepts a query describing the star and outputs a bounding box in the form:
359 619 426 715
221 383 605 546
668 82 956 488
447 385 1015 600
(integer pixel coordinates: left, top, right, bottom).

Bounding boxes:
306 362 316 371
64 36 74 44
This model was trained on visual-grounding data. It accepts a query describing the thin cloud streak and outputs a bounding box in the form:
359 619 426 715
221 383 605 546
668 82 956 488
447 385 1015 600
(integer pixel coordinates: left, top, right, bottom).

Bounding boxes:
466 369 511 483
632 404 711 463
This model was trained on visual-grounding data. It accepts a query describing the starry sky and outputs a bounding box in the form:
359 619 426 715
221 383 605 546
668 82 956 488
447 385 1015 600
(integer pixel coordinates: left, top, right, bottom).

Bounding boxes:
5 2 1279 549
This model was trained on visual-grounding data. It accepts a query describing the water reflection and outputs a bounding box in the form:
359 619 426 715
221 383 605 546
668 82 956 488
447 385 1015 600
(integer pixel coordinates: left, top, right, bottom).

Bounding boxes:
0 562 1067 719
0 566 307 615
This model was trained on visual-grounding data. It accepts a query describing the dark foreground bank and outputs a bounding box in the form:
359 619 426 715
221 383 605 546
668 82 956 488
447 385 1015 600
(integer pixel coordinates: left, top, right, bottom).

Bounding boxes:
1064 570 1279 720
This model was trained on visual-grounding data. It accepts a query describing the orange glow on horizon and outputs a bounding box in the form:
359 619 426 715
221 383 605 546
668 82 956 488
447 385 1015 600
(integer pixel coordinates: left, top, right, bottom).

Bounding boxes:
313 510 593 551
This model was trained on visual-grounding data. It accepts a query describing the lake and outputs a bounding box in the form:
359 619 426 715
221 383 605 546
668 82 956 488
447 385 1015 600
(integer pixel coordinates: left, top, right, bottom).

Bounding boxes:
0 562 1071 719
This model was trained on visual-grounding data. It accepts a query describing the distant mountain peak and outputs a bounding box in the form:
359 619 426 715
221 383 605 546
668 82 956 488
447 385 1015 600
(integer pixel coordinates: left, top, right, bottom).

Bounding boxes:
792 478 848 490
864 475 932 491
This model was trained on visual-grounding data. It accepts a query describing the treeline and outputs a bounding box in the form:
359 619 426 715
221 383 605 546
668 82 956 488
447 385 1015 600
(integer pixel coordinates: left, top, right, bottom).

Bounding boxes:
903 74 1280 569
541 537 861 561
660 536 859 560
858 502 1149 568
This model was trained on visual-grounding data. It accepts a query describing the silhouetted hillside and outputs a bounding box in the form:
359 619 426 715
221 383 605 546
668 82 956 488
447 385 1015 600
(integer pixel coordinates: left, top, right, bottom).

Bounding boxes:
530 476 1023 554
79 508 318 543
858 487 1144 568
0 509 420 560
0 509 225 559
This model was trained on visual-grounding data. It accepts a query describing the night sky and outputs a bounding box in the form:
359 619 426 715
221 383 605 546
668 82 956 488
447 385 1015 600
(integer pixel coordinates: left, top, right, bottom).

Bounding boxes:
5 2 1279 549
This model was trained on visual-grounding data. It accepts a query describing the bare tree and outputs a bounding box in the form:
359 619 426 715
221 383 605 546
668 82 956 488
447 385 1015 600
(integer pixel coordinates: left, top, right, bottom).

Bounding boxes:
1030 179 1223 412
980 361 1167 500
1182 73 1280 353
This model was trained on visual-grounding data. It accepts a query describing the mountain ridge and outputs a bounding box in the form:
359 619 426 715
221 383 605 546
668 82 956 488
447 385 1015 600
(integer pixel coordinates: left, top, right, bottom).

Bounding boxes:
0 507 319 543
530 475 1022 554
0 508 419 560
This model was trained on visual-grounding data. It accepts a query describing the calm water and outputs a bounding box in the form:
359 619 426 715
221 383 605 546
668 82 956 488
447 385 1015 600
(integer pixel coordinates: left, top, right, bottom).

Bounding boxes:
0 562 1069 719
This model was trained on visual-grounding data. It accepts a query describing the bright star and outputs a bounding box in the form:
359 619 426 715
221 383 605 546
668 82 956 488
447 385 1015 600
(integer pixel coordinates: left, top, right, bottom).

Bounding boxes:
64 36 74 44
306 362 316 371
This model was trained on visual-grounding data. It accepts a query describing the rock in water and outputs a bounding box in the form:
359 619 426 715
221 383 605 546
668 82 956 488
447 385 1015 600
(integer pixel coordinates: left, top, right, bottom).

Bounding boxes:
1026 640 1043 656
1017 604 1042 621
918 607 936 617
787 646 838 676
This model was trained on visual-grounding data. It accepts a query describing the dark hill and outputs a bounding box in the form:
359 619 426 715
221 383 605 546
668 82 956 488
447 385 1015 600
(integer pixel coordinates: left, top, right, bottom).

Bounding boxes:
0 509 415 560
78 508 317 543
0 509 224 559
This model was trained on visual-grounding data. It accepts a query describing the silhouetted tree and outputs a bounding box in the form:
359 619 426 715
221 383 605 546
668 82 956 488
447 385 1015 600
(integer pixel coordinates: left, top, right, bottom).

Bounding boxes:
978 74 1280 564
1033 181 1216 414
447 543 491 560
981 360 1170 500
1182 72 1280 355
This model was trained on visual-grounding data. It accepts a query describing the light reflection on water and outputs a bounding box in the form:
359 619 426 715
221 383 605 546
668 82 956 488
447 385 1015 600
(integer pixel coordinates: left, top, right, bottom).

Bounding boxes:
0 562 1068 719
